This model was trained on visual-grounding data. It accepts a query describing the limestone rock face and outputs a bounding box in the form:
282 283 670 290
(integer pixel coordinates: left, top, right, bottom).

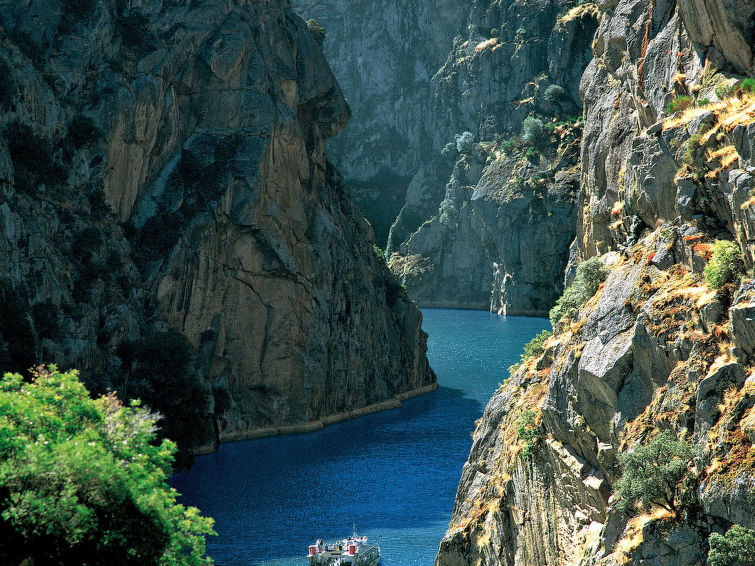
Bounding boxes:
0 0 434 454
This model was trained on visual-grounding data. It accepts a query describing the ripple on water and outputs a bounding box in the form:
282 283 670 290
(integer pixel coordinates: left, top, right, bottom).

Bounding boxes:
171 309 550 566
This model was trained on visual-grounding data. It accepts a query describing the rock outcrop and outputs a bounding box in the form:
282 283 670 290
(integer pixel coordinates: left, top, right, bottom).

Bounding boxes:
387 0 597 313
293 0 598 314
291 0 467 245
0 0 434 456
436 0 755 564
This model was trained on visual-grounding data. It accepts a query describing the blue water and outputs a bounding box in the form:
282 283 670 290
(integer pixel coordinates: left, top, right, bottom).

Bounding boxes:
171 309 549 566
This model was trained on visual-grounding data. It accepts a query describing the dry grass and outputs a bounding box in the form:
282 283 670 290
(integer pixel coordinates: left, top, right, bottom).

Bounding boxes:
613 508 674 564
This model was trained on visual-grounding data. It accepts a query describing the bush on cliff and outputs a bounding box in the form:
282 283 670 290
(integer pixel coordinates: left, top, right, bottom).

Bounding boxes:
704 240 743 290
708 525 755 566
0 366 215 565
521 117 544 146
306 19 325 44
549 257 608 325
614 430 693 514
509 330 552 373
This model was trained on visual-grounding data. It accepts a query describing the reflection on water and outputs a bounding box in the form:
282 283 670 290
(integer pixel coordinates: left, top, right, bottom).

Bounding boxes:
171 309 550 566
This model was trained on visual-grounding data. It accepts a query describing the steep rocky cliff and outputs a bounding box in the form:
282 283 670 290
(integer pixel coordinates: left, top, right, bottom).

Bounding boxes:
389 0 598 313
292 0 598 314
0 0 434 456
291 0 468 245
437 0 755 564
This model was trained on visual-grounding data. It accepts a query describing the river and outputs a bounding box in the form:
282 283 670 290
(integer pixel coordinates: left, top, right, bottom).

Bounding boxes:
171 309 550 566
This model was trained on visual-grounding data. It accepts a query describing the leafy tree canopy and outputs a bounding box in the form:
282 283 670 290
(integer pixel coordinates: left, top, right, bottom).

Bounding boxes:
614 430 693 514
708 524 755 566
0 366 214 565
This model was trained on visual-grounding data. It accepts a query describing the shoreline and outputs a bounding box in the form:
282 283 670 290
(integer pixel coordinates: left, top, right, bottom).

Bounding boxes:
191 382 439 455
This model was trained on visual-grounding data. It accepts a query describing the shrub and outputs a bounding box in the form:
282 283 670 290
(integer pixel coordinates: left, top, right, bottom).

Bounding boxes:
614 430 693 514
704 240 743 289
544 84 566 105
715 82 737 100
510 330 552 373
682 133 702 166
697 97 710 107
708 525 755 566
521 117 544 146
742 78 755 95
306 18 325 44
455 131 476 154
665 95 693 114
441 142 457 157
516 409 542 458
0 366 215 564
549 257 608 324
490 28 499 37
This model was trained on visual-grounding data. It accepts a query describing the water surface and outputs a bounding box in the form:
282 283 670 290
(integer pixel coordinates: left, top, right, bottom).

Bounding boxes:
172 309 549 566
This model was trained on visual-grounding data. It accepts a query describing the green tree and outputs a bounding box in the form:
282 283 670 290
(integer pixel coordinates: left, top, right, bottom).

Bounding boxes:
704 240 743 289
708 525 755 566
521 117 544 146
614 430 693 514
549 257 608 324
0 366 215 565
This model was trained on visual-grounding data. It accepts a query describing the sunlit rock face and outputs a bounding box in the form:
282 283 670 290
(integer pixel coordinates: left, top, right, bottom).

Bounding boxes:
0 0 434 454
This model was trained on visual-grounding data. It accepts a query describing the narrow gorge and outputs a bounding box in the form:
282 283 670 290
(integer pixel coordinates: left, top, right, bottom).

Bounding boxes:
2 0 755 564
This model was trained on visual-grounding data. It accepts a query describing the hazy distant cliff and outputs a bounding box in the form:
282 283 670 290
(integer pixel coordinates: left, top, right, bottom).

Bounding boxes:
436 0 755 564
0 0 434 455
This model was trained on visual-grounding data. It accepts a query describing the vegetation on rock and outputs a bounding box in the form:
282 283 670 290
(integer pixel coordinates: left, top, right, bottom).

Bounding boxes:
549 257 608 324
306 18 325 43
509 330 551 373
0 366 215 565
614 431 693 514
708 524 755 566
704 240 744 290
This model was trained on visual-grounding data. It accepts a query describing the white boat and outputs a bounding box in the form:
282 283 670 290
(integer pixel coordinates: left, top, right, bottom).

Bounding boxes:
307 533 380 565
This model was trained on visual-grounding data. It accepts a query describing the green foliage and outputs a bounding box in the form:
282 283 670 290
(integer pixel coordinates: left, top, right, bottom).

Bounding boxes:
742 78 755 95
455 131 475 154
697 97 710 107
510 330 552 374
373 244 386 262
5 121 67 194
306 19 325 44
716 82 738 100
682 133 702 166
544 84 566 106
704 240 743 289
549 257 608 324
524 146 537 160
120 330 208 458
665 95 693 114
521 117 544 146
441 142 457 157
614 430 693 514
708 525 755 566
516 409 542 459
0 366 215 565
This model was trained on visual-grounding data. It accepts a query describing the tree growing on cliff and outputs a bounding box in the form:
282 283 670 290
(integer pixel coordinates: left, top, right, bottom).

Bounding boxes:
614 430 693 515
708 524 755 566
549 257 608 324
0 366 215 565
